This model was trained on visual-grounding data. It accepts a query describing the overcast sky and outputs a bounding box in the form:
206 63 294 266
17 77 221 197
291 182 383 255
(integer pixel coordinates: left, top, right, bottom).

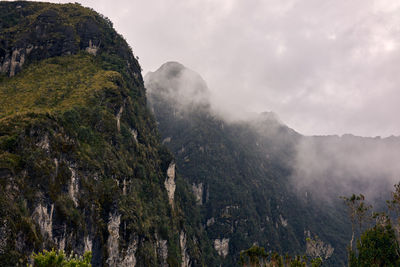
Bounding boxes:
27 0 400 136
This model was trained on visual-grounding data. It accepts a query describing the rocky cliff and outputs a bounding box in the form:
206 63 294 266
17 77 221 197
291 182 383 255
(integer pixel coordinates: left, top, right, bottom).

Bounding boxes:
0 2 216 266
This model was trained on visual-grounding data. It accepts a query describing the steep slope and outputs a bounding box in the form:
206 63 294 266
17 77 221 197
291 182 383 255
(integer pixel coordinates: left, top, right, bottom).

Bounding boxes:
146 62 352 266
0 2 216 266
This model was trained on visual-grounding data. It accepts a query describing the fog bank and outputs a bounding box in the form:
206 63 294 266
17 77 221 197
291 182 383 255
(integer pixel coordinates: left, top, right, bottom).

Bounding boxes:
291 135 400 203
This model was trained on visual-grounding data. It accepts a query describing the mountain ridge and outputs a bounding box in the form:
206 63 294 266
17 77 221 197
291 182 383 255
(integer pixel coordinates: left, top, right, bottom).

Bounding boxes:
147 60 400 266
146 61 351 266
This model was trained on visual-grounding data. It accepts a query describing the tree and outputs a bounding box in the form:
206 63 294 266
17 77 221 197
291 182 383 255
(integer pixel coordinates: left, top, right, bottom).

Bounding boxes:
341 194 371 251
387 182 400 224
30 249 92 267
239 245 321 267
343 186 400 267
239 245 268 267
353 223 400 267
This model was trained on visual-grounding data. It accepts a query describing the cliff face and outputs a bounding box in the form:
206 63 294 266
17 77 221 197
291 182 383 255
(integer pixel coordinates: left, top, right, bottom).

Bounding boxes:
0 2 216 266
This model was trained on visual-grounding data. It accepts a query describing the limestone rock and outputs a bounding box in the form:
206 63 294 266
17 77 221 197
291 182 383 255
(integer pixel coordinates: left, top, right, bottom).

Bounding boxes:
32 203 54 240
180 231 190 267
214 238 229 258
107 213 121 266
164 163 176 206
192 182 203 205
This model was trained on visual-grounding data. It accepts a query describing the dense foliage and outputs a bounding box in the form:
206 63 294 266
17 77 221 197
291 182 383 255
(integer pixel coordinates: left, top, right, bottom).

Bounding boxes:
30 249 92 267
239 245 322 267
353 224 400 266
0 2 216 266
343 188 400 266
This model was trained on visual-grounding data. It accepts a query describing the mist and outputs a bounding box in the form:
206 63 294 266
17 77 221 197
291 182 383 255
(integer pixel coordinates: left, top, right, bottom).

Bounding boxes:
24 0 400 137
145 60 400 206
144 62 211 111
291 134 400 204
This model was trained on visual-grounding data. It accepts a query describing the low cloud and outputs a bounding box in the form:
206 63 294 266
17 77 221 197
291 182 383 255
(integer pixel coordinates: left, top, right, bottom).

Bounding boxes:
291 134 400 203
145 60 400 204
145 61 211 111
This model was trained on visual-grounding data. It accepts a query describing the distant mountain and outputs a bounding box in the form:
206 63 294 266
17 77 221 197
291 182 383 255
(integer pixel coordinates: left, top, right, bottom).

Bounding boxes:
0 2 216 266
146 63 364 266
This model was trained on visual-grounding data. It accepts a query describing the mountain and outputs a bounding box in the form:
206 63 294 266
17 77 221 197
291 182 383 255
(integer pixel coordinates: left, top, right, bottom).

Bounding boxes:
2 2 399 266
146 62 355 266
146 61 400 266
0 2 217 266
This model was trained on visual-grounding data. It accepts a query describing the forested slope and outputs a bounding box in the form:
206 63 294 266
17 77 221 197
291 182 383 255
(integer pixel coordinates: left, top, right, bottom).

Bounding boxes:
0 2 216 266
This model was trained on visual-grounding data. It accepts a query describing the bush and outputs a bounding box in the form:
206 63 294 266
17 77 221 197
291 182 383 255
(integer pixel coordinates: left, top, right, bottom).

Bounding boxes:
30 248 92 267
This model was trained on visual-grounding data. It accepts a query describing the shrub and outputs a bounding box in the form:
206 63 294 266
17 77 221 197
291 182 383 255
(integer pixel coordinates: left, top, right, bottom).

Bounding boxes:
30 248 92 267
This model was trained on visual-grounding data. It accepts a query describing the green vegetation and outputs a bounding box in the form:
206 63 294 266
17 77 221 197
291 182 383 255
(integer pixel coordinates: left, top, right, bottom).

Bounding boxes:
352 223 399 266
0 54 120 118
7 2 400 266
239 245 322 267
342 186 400 266
30 249 92 267
0 2 215 266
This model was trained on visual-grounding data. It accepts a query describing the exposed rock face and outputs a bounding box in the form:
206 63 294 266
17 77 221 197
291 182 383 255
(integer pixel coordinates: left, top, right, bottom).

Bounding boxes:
180 231 190 267
192 182 203 205
68 165 79 207
130 128 138 142
214 238 229 258
116 104 124 132
85 40 100 55
10 48 25 77
122 179 127 195
107 214 140 267
84 235 92 252
37 133 50 152
156 235 168 267
305 232 334 260
206 217 215 227
0 47 28 77
164 162 176 207
106 213 121 266
120 237 138 267
279 214 288 227
162 137 171 144
32 203 54 240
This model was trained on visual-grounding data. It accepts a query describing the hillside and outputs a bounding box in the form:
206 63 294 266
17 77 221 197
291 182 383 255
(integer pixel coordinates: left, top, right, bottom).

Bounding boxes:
146 62 353 266
2 2 399 266
0 2 217 266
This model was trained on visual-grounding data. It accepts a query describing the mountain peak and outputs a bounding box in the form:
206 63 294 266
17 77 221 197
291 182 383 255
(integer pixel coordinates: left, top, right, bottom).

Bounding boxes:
157 61 186 75
145 61 210 109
